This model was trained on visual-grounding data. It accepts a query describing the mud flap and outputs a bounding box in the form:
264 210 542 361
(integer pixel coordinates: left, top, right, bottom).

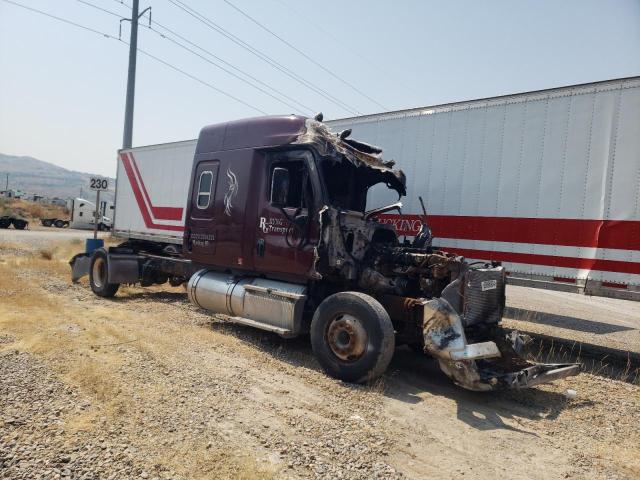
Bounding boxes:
422 298 581 391
69 253 91 283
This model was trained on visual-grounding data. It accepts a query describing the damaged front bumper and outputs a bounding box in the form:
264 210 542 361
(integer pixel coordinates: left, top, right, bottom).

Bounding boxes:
422 298 581 391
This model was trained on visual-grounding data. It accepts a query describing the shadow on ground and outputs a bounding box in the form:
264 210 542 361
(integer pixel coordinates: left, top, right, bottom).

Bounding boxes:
205 313 584 434
505 306 634 334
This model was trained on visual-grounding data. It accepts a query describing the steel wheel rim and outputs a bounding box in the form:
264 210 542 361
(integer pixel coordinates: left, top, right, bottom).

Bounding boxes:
326 313 368 362
92 257 106 288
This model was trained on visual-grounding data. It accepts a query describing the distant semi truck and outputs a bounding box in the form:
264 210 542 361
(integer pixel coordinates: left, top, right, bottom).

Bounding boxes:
40 198 113 230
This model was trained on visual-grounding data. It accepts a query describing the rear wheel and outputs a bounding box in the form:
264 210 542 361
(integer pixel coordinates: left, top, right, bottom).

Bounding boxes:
0 218 10 229
89 249 120 297
310 291 395 384
54 219 66 228
42 219 53 227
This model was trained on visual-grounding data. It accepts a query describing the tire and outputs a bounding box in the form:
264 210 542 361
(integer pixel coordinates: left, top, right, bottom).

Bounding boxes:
12 219 27 230
310 291 395 384
54 219 66 228
89 248 120 297
0 218 10 229
42 219 53 227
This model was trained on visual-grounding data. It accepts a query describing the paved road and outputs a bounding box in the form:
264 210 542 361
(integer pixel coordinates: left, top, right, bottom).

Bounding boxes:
0 227 108 246
504 284 640 354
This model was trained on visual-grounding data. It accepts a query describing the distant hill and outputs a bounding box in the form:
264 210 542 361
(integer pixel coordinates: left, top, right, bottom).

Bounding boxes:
0 153 114 201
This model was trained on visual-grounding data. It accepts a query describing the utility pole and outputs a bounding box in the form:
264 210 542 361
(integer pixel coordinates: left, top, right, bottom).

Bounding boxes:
121 1 151 149
4 173 8 191
122 0 139 150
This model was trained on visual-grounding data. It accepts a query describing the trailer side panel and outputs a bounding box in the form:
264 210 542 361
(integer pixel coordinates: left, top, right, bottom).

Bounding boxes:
328 77 640 299
114 140 197 244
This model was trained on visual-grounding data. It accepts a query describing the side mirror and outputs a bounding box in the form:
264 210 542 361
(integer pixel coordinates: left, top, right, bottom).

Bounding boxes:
270 167 290 207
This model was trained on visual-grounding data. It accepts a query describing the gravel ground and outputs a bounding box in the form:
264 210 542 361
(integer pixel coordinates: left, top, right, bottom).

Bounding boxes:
1 234 639 479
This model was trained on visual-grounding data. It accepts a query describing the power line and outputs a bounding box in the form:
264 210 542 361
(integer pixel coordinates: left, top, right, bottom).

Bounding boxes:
76 0 122 19
2 0 116 38
144 24 314 115
223 0 388 111
1 0 267 115
76 0 312 114
273 0 422 100
168 0 362 116
136 46 268 115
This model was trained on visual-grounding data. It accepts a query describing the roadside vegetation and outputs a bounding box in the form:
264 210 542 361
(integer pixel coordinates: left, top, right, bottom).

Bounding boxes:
0 197 68 222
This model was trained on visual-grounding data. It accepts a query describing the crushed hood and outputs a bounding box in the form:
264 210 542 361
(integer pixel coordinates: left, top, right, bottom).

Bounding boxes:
292 119 407 196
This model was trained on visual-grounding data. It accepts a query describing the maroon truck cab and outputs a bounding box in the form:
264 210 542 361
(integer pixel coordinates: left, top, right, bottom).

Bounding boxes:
183 115 323 282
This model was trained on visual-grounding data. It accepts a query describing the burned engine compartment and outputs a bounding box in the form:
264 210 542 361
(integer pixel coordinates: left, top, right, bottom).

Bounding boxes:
296 119 580 391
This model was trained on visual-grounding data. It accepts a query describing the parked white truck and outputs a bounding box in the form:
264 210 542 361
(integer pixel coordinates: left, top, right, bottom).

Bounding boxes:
111 76 640 301
68 197 114 230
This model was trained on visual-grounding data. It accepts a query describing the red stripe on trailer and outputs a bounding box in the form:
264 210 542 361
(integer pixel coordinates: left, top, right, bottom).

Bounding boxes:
553 277 577 283
601 282 628 289
378 214 640 251
120 153 184 232
436 247 640 275
127 153 184 221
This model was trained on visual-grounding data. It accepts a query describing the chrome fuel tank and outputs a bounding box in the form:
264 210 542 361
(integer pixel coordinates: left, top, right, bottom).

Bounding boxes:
187 270 307 337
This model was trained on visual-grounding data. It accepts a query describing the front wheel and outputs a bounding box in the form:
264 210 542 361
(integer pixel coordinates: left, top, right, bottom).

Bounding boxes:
89 249 120 297
310 292 395 384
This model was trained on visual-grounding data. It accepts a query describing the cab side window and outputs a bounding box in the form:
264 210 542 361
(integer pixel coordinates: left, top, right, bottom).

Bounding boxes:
196 170 214 209
268 150 315 210
269 160 305 208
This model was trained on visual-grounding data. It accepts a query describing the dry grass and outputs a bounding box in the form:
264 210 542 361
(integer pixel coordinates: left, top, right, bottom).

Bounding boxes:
0 239 276 479
1 198 68 220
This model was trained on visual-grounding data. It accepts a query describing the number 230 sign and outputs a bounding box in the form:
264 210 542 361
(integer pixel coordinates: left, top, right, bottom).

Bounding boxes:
89 177 109 191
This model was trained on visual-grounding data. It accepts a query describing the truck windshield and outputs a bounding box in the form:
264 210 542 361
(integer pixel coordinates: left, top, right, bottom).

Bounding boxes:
321 158 397 212
321 160 367 211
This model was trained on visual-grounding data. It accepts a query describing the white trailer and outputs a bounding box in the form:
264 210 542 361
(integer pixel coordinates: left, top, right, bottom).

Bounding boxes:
113 140 196 244
328 77 640 300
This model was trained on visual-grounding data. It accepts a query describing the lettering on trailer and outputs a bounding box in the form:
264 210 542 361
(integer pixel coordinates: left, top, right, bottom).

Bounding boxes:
120 152 185 232
377 214 640 276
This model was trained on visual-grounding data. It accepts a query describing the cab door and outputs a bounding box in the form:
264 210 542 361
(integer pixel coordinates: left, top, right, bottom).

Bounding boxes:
186 160 219 263
253 149 321 279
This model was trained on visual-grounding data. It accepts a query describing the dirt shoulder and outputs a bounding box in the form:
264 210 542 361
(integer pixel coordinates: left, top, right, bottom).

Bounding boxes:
1 237 639 479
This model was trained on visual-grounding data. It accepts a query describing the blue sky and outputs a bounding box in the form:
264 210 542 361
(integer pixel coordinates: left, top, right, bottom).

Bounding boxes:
1 0 639 177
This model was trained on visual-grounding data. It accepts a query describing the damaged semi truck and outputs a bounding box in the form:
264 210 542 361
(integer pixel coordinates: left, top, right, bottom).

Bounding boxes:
71 115 580 391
